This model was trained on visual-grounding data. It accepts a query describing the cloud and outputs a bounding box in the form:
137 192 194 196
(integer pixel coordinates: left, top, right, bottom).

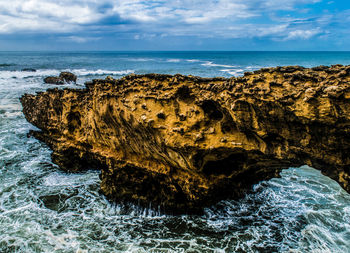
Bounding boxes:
61 36 102 43
0 13 78 33
0 0 345 46
110 0 256 24
286 28 321 40
0 0 108 33
255 0 322 10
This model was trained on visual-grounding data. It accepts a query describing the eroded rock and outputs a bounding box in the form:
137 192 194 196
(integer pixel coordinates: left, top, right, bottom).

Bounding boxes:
21 65 350 214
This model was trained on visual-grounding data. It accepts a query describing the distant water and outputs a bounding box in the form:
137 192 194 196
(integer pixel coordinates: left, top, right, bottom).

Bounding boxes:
0 51 350 252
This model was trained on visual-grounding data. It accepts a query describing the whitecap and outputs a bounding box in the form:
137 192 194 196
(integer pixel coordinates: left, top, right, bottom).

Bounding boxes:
0 69 60 79
166 59 181 63
124 58 157 62
42 172 98 187
220 68 245 76
70 69 134 76
201 61 237 68
0 69 134 80
186 59 201 63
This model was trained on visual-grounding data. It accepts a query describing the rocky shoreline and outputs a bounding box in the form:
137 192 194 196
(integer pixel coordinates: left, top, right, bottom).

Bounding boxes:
20 65 350 214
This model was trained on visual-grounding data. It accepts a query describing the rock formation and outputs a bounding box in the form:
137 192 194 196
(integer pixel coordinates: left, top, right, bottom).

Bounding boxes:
21 65 350 214
43 76 64 85
44 72 77 85
59 72 77 83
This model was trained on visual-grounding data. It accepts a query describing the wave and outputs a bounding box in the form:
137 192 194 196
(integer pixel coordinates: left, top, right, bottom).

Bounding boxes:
220 68 245 76
124 57 157 62
186 59 201 63
201 61 237 68
71 69 134 76
0 69 60 79
166 59 181 63
219 68 244 76
0 63 16 67
0 69 134 79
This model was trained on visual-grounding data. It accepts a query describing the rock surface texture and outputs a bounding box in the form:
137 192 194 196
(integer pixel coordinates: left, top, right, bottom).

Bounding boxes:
21 65 350 213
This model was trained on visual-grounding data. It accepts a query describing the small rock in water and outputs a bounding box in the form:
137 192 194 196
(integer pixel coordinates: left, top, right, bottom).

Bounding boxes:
59 72 77 83
44 76 64 85
44 71 77 84
21 68 36 72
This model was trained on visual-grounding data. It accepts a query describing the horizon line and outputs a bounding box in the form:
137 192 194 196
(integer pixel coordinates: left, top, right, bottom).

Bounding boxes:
1 50 350 53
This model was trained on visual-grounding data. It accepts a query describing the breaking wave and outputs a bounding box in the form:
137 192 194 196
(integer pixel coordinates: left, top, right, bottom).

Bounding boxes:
201 61 237 68
0 69 134 80
71 69 134 76
0 70 60 79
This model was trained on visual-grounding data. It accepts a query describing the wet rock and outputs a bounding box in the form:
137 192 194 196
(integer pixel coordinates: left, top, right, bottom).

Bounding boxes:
44 76 64 85
59 72 77 83
44 72 77 84
21 65 350 214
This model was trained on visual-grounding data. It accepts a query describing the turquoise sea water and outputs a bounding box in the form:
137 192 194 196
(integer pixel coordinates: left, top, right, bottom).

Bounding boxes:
0 51 350 252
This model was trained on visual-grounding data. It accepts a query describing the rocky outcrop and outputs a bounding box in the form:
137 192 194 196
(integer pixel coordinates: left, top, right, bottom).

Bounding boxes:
44 72 77 84
21 65 350 214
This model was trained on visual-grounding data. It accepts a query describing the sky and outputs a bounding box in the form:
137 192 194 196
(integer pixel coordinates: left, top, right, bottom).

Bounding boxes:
0 0 349 51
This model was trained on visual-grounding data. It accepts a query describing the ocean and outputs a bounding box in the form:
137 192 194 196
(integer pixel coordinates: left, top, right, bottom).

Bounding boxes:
0 51 350 252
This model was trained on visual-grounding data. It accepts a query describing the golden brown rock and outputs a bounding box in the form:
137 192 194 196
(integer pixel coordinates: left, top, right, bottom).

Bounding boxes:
20 65 350 213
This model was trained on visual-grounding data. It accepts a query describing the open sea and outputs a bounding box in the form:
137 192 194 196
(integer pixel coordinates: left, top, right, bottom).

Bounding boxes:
0 51 350 252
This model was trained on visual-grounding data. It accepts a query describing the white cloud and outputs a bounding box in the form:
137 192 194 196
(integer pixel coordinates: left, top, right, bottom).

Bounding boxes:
110 0 256 24
258 0 322 10
0 0 333 42
62 36 102 43
286 28 321 40
257 25 289 37
0 0 107 33
0 13 77 33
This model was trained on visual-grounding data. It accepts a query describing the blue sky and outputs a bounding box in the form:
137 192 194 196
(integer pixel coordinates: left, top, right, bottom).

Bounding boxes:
0 0 349 51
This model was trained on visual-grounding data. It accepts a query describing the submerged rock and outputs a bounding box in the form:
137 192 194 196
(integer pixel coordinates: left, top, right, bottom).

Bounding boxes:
44 72 77 84
20 65 350 214
21 68 37 72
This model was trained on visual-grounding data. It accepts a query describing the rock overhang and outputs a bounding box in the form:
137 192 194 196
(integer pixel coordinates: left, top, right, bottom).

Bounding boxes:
20 65 350 214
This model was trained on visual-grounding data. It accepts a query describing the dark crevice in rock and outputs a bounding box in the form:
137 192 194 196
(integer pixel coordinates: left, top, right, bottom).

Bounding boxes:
202 153 248 176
